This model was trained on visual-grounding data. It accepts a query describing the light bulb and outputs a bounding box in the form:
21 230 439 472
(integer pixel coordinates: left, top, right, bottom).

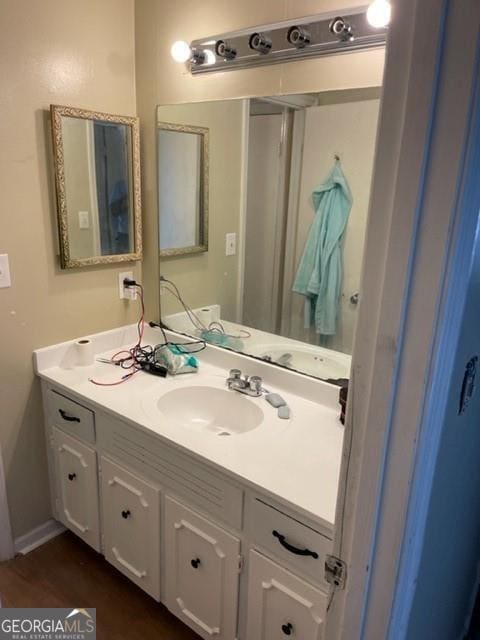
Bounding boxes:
367 0 391 28
170 40 192 63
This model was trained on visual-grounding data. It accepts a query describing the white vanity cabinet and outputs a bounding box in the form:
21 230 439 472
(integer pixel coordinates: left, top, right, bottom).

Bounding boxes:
164 496 241 640
246 551 326 640
100 457 161 600
51 427 100 551
42 383 333 640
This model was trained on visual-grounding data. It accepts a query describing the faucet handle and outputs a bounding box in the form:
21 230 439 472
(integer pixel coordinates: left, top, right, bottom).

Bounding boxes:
229 368 242 380
249 376 263 394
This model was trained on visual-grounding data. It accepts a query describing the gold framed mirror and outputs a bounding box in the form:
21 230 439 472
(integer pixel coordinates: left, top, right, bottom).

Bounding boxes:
50 105 142 269
157 122 209 257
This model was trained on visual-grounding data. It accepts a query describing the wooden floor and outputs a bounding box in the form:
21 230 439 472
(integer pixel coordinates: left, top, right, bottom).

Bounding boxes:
0 531 200 639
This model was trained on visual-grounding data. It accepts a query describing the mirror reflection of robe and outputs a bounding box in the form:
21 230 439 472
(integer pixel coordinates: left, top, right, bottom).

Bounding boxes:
293 161 353 336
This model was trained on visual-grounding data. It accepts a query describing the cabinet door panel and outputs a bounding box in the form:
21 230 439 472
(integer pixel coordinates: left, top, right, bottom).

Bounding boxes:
165 496 240 640
247 551 326 640
101 457 160 600
53 427 100 551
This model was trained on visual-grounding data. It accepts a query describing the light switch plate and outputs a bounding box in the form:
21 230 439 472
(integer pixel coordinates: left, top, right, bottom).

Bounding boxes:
118 271 137 300
0 254 11 288
225 232 236 256
78 210 90 229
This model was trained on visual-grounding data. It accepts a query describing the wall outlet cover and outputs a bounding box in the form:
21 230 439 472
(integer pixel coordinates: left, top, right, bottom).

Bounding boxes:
118 271 136 300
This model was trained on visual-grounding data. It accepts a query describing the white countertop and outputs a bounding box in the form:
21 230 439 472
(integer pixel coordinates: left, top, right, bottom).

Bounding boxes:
34 324 344 532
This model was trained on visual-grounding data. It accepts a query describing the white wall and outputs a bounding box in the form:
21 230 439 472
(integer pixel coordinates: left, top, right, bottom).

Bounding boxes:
290 96 380 353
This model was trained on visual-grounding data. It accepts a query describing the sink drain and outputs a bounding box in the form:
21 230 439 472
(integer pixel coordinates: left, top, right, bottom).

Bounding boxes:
217 431 231 436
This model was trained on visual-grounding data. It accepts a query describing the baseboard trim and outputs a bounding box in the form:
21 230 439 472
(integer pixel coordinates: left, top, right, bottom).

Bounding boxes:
14 519 66 555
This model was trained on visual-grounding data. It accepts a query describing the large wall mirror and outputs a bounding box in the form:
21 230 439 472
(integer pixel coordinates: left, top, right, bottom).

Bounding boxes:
51 105 142 268
157 85 382 383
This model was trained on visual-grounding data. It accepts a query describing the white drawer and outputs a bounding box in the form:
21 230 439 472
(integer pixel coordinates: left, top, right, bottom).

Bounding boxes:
48 389 95 444
246 498 332 588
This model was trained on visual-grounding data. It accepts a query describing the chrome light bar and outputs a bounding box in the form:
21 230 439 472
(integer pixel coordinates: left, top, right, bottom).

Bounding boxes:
188 8 387 75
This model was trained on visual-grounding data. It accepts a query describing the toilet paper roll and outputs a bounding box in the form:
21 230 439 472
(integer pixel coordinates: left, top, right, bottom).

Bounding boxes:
196 307 213 327
75 338 94 367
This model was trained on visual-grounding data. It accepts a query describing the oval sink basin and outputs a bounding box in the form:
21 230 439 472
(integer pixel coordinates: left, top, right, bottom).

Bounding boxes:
156 386 264 435
249 343 351 379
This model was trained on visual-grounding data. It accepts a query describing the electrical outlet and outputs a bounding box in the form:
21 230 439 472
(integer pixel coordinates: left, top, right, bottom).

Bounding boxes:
118 271 137 300
225 232 236 256
0 254 11 288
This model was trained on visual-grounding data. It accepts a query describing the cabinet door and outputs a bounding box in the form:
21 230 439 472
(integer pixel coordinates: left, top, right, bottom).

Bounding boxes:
100 457 160 600
246 550 327 640
52 427 100 551
164 496 240 640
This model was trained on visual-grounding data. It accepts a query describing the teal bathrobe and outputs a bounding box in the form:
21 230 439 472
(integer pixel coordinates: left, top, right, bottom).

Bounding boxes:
292 161 353 335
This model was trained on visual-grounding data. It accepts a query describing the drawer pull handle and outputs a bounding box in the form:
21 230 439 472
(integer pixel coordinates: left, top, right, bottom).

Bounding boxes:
121 510 131 519
68 473 76 481
59 409 80 423
272 530 319 559
191 558 201 569
282 623 293 636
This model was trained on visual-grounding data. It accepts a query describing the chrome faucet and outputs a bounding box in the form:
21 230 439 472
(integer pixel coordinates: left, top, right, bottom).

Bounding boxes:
226 369 264 397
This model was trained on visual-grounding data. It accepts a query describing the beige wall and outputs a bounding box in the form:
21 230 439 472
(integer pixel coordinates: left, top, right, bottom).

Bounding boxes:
135 0 385 324
157 101 244 320
0 0 139 538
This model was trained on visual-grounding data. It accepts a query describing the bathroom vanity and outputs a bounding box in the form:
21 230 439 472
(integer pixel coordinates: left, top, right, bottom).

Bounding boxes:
34 324 344 640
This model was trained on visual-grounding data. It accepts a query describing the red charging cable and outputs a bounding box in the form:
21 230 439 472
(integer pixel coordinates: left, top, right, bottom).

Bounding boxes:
89 283 145 386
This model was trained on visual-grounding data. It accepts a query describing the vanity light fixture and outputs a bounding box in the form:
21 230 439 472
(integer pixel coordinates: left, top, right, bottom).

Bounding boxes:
170 40 214 66
367 0 392 28
287 26 311 49
174 7 387 74
215 40 237 61
329 17 354 42
248 32 272 55
203 49 217 65
190 48 207 65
